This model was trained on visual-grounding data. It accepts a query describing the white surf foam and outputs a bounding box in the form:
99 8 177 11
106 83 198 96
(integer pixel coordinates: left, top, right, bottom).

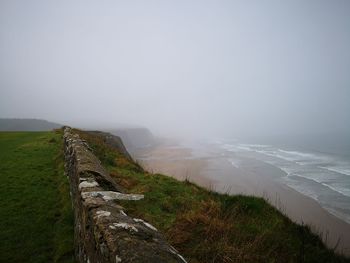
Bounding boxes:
229 159 241 168
321 165 350 176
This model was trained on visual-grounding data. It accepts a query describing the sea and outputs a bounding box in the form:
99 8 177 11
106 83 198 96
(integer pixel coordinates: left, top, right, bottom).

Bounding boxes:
210 133 350 224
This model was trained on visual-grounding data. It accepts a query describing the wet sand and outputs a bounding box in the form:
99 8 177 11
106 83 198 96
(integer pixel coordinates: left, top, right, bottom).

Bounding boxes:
133 144 350 255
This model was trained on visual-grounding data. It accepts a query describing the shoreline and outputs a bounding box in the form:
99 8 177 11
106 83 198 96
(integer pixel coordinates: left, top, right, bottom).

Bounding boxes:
204 156 350 254
133 143 350 255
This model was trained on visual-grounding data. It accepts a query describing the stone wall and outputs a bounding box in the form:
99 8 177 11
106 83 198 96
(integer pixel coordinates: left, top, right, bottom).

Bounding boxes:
63 127 186 263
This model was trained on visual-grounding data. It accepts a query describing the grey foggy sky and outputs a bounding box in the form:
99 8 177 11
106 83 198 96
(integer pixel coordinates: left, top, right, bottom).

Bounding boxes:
1 0 350 138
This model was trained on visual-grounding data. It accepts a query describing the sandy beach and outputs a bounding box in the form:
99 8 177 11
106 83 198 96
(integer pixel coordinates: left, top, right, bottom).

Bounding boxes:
133 143 350 255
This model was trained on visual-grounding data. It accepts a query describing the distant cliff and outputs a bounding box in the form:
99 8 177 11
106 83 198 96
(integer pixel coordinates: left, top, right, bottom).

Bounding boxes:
86 130 133 161
108 128 156 152
0 118 61 131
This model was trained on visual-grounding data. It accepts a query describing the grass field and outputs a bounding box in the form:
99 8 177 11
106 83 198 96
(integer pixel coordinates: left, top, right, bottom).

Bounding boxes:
76 129 350 263
0 131 74 262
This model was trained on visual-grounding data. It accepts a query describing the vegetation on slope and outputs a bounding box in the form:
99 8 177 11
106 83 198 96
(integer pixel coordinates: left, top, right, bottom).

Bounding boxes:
77 129 350 263
0 131 74 263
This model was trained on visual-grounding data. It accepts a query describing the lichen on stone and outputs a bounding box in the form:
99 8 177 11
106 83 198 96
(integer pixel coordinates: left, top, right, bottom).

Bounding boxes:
112 222 138 232
81 191 144 201
79 180 99 190
95 210 111 218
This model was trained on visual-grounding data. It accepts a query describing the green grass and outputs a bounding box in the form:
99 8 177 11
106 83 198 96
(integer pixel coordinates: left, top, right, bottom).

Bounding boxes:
78 130 350 263
0 131 74 263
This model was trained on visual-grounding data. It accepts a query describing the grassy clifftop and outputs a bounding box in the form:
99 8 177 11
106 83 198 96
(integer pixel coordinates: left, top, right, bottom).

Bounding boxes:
1 129 348 262
0 131 74 262
76 129 349 263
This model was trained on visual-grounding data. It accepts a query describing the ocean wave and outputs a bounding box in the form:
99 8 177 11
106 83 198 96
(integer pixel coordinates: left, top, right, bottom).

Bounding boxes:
263 149 331 165
277 166 299 175
278 149 321 160
286 173 350 198
229 159 241 168
222 142 334 163
320 206 350 225
282 176 320 201
221 143 270 153
239 143 270 148
320 182 350 198
320 165 350 176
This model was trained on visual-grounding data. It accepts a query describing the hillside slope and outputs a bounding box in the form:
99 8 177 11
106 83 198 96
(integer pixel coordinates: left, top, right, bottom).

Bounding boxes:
76 129 350 263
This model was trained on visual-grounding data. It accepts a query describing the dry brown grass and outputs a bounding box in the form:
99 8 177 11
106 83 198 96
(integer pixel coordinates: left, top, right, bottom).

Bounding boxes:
110 171 139 189
166 197 315 263
167 199 246 263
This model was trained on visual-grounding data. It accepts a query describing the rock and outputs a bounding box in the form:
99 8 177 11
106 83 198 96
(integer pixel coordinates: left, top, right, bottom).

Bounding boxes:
81 191 144 201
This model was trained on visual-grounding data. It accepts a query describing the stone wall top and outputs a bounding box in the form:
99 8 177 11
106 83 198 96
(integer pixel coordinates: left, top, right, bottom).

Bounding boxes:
63 127 186 263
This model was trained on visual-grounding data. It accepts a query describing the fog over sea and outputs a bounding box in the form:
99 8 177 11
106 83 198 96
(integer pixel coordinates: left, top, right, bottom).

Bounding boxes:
206 133 350 224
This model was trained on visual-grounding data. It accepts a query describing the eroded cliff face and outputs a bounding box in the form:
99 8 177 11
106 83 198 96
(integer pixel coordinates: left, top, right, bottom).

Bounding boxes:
108 128 156 152
63 127 186 263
